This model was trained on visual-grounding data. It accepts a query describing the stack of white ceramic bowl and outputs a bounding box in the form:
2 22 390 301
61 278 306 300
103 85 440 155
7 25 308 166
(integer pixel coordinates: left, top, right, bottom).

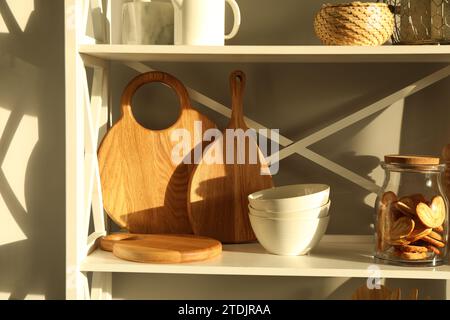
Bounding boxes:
248 184 331 256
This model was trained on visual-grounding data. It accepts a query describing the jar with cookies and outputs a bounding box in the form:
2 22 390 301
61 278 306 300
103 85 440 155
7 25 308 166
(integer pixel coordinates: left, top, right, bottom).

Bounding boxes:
375 155 448 266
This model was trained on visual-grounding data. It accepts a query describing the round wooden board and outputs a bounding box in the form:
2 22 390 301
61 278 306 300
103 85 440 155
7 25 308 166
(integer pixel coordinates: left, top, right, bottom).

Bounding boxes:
99 233 154 252
98 72 217 234
101 234 222 264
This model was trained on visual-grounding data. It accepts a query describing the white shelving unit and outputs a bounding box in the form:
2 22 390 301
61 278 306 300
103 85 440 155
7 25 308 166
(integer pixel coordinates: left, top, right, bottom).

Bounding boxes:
82 235 450 280
80 44 450 63
65 0 450 300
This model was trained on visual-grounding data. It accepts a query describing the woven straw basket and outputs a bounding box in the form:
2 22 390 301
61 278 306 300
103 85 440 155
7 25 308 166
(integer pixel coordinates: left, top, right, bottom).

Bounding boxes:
314 2 394 46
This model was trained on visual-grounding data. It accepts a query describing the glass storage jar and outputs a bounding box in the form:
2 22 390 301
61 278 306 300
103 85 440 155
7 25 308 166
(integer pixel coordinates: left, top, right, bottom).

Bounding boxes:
384 0 450 44
375 155 448 267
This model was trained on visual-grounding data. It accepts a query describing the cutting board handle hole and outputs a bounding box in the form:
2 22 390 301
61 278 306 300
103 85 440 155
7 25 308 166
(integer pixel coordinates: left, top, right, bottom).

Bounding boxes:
130 83 182 130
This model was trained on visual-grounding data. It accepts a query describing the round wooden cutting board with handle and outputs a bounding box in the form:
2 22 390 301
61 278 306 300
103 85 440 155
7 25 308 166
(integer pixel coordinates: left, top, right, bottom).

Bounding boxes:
187 70 274 243
98 72 217 234
100 233 222 264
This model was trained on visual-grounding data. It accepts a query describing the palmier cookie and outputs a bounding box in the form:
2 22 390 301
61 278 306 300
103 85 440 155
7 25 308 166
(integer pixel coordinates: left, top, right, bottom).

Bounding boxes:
398 251 428 260
416 196 445 229
377 193 397 251
428 230 443 242
390 217 415 240
397 244 428 253
395 197 416 216
381 191 397 205
427 245 441 255
422 235 445 248
406 222 432 243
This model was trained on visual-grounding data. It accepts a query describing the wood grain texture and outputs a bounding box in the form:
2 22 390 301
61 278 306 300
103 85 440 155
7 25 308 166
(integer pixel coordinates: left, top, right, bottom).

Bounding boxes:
98 72 217 234
187 70 273 243
100 234 222 264
100 233 153 252
384 155 440 165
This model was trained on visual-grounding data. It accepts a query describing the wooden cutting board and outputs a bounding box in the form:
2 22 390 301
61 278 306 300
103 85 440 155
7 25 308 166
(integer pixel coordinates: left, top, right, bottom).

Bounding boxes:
187 70 274 243
98 72 216 234
99 233 222 263
99 233 153 252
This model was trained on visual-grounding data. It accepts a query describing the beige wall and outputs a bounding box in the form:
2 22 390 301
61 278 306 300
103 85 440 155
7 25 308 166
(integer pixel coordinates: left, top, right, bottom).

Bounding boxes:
0 0 65 299
0 0 449 299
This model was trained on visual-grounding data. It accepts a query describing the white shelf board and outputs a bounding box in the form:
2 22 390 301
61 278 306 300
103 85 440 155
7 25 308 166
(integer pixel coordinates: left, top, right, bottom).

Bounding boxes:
81 235 450 279
79 45 450 63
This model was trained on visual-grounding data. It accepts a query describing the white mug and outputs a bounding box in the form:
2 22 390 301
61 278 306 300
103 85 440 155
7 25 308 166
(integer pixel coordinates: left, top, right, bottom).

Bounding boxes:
172 0 241 45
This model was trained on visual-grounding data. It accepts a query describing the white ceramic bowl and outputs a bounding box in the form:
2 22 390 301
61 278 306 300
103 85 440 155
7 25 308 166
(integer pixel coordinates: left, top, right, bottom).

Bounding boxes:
248 184 330 212
249 214 330 256
248 200 331 219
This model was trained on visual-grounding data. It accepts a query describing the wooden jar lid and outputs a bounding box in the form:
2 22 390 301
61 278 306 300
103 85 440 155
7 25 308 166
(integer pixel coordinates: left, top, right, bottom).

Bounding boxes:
384 155 440 165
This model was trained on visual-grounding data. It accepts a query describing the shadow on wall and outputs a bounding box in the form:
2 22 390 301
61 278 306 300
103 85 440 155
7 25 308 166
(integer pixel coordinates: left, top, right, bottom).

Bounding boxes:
0 0 65 299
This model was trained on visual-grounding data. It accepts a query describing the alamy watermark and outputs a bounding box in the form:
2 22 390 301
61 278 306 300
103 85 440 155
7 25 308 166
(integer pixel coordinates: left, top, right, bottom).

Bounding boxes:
366 264 382 290
171 121 280 175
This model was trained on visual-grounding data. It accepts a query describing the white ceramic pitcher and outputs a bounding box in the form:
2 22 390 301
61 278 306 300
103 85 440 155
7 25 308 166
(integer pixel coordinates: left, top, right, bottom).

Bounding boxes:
172 0 241 45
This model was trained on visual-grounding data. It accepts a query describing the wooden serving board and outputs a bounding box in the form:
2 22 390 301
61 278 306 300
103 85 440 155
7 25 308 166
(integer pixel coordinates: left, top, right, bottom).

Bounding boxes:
187 71 274 243
99 233 153 252
99 233 222 264
98 72 216 234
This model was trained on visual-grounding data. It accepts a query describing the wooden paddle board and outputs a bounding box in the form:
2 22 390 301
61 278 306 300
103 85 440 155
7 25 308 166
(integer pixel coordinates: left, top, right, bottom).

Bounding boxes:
187 70 274 243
